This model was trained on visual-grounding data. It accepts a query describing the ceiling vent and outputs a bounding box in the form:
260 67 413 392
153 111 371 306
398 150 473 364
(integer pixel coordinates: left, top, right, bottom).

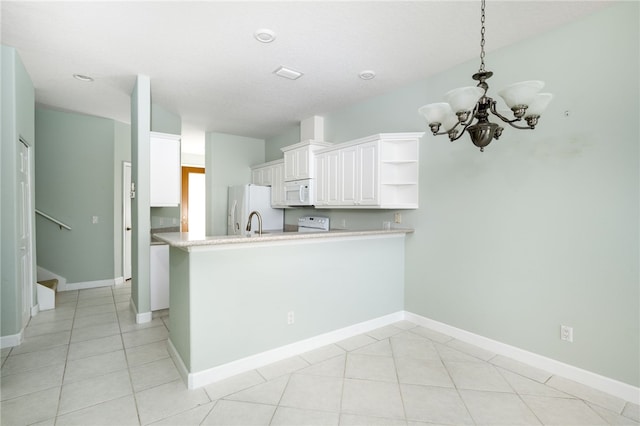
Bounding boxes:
274 66 303 80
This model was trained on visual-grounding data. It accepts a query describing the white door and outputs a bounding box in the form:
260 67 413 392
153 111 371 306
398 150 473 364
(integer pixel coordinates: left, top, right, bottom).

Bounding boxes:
123 162 132 281
18 138 33 326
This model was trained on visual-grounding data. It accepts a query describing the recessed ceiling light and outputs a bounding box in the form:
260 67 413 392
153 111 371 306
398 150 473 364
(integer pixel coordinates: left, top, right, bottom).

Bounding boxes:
73 74 94 82
254 29 276 43
359 70 376 80
274 66 303 80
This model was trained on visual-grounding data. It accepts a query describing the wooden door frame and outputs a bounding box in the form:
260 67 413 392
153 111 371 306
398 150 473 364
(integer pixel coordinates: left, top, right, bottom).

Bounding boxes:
181 166 205 232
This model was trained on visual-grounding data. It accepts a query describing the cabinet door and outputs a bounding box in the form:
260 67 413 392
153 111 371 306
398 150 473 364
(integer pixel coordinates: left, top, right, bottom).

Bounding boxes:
251 168 263 185
357 141 379 205
315 155 327 205
296 149 310 179
150 135 181 206
339 146 357 205
284 150 297 181
271 163 285 207
326 150 340 205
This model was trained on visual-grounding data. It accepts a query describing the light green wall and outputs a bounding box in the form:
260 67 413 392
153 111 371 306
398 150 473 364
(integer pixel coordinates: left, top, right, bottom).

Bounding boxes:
171 235 405 372
266 3 640 387
35 108 116 283
151 102 182 135
265 125 299 162
205 132 265 236
1 45 35 337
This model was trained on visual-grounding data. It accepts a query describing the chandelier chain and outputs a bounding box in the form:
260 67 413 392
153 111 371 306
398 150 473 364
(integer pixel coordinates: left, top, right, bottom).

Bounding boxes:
479 0 486 72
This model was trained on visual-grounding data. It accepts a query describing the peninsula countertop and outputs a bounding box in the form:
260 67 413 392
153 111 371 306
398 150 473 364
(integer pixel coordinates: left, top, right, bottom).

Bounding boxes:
153 228 414 249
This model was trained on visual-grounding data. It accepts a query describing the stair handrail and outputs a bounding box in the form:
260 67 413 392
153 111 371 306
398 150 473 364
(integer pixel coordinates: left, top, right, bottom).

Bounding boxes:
35 209 72 230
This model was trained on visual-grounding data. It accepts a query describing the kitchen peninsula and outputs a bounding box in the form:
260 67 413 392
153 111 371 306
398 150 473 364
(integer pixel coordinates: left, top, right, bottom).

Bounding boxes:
154 229 411 389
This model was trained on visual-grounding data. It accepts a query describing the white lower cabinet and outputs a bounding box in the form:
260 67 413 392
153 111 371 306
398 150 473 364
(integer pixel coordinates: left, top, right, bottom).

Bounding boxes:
150 244 169 311
150 132 181 207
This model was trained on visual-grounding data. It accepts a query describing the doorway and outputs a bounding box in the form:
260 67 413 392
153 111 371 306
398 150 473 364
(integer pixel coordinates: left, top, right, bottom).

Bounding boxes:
181 166 205 235
123 162 132 281
18 137 33 326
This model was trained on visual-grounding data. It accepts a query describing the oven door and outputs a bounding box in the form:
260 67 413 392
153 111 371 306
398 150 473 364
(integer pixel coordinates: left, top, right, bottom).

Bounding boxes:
284 179 314 206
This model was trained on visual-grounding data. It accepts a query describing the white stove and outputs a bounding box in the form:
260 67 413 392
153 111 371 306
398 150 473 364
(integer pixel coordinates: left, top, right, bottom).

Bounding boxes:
297 216 330 233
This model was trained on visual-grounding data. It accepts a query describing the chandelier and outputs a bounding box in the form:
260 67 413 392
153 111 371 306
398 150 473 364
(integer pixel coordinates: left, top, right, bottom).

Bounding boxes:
419 0 553 152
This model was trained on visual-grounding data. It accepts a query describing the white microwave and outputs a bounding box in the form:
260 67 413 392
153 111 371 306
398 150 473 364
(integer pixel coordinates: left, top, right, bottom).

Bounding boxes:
284 179 315 206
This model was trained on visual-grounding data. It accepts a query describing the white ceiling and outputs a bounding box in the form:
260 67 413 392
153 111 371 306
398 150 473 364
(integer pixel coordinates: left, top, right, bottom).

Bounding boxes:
2 1 611 154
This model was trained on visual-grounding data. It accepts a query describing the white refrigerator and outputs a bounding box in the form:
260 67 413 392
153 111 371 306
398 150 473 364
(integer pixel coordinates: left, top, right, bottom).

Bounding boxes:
227 184 284 235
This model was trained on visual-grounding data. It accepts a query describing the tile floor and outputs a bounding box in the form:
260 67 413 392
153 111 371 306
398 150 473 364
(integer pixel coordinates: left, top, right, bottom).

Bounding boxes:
1 284 638 426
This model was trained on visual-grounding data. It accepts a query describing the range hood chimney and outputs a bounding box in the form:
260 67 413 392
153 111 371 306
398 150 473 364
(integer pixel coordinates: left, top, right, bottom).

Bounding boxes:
300 116 324 142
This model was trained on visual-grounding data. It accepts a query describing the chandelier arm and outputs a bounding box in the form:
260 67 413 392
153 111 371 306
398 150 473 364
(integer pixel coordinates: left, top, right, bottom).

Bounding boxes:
448 105 480 142
488 100 530 128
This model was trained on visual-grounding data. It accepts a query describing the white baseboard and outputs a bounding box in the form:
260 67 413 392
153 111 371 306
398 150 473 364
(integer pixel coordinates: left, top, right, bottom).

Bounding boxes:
30 303 40 316
129 297 152 324
178 311 405 389
0 329 24 349
404 311 640 404
114 276 125 286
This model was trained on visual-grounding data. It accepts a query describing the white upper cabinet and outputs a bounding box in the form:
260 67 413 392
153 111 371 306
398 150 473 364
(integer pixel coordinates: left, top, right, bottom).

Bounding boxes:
315 133 423 209
150 132 181 207
250 159 286 208
282 140 333 181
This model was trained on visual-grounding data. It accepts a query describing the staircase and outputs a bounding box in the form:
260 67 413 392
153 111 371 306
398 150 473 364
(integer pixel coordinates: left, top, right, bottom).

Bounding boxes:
36 279 58 311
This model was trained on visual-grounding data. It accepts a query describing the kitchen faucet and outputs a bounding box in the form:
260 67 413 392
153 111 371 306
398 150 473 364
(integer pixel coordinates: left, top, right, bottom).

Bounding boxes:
245 211 263 236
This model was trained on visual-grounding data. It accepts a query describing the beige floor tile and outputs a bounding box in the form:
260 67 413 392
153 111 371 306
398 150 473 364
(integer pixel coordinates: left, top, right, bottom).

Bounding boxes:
75 303 116 318
298 354 345 378
130 357 181 392
395 357 454 388
522 394 609 425
77 287 113 300
1 345 68 376
445 339 496 361
340 413 408 426
390 333 440 361
63 349 127 383
435 342 487 363
125 340 170 367
70 321 120 343
0 386 60 426
271 406 339 426
408 326 454 343
225 375 289 405
204 370 265 400
257 356 309 380
345 353 397 382
491 355 553 383
589 403 640 425
67 334 123 361
366 325 405 340
58 369 132 415
0 363 65 401
300 344 345 364
122 325 168 348
445 360 513 392
336 334 378 352
342 379 405 419
400 384 473 424
27 307 75 326
118 315 166 334
135 379 210 425
498 368 570 398
623 402 640 422
546 375 627 413
352 339 393 357
149 401 215 425
72 311 118 329
10 331 70 355
55 394 139 426
460 389 541 425
201 400 276 425
279 374 343 412
25 318 73 338
76 295 114 308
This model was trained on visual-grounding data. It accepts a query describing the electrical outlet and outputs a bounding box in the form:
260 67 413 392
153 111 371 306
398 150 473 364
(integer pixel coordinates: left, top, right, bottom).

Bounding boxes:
560 325 573 342
287 311 295 325
92 216 99 224
394 212 402 224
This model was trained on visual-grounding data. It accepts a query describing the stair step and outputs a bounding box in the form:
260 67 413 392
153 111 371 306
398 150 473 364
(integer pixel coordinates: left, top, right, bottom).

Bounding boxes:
37 279 58 291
